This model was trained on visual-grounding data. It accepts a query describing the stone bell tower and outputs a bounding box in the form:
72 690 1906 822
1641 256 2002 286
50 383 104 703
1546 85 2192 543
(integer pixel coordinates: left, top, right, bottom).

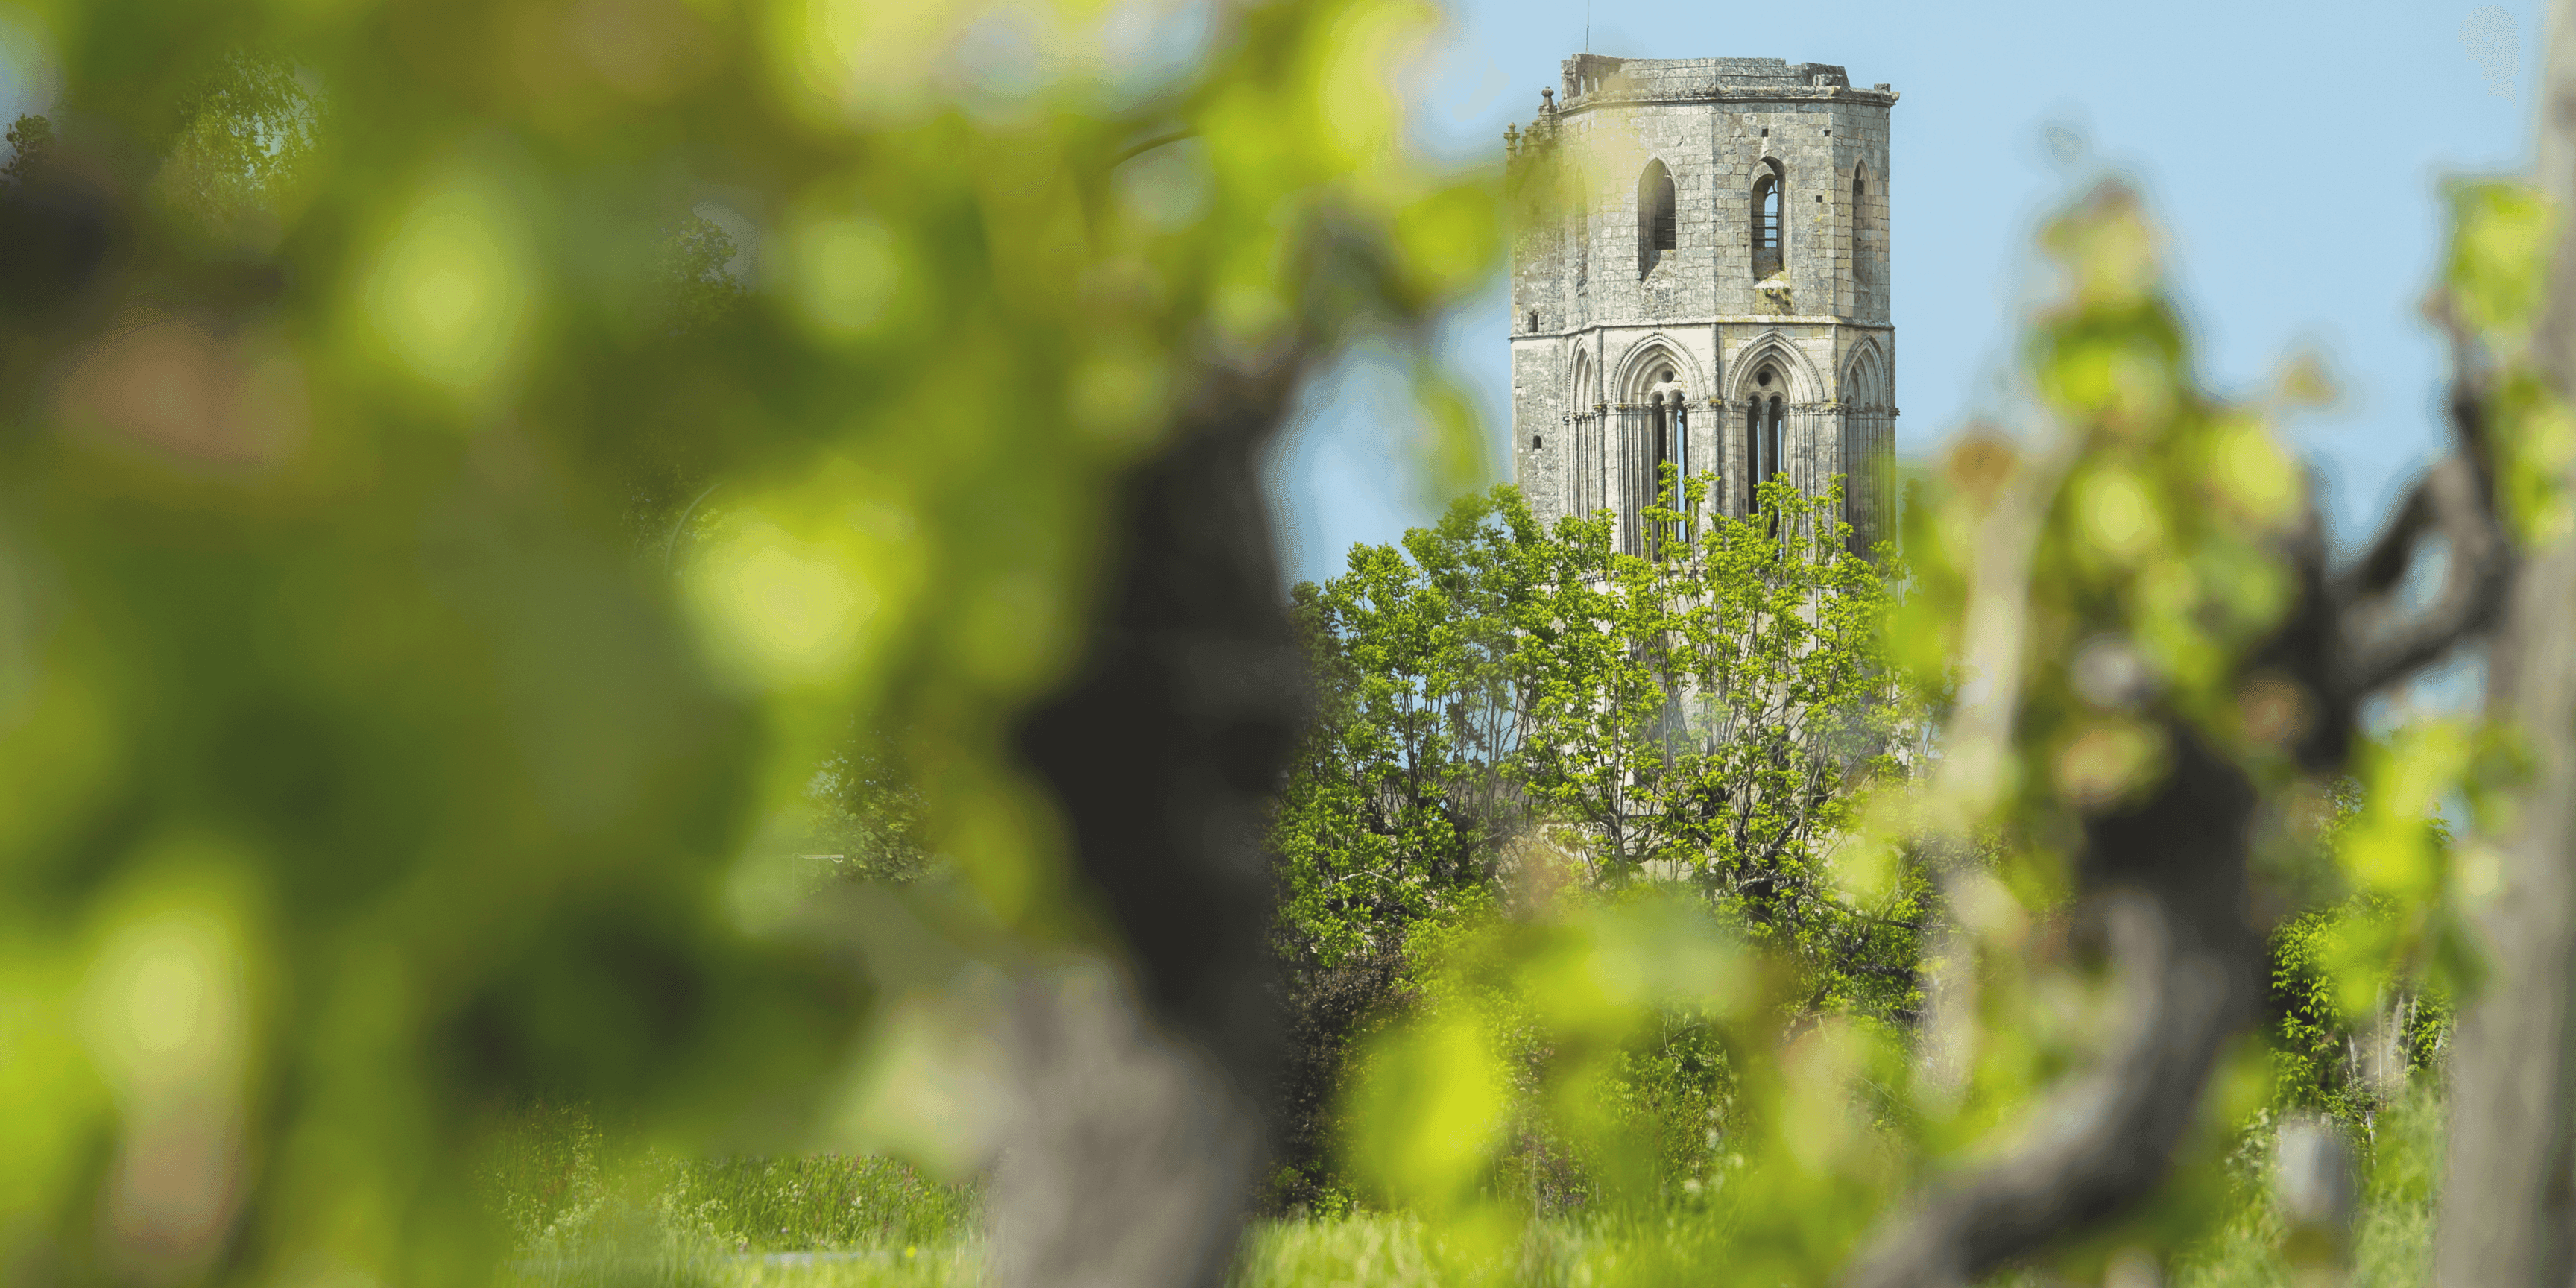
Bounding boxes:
1505 55 1896 551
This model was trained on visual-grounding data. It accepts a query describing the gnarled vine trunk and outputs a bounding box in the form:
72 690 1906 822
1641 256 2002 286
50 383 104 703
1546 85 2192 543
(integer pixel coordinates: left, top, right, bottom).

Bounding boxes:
2434 3 2576 1280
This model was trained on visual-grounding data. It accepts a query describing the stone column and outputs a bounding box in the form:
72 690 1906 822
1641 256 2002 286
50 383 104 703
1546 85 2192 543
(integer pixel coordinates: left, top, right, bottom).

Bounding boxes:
1701 397 1725 525
1570 405 1590 522
1576 404 1597 520
1823 400 1851 517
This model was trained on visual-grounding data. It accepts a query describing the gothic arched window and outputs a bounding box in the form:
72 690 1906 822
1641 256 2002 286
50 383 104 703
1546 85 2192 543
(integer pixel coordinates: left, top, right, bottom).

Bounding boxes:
1638 160 1676 276
1751 162 1784 278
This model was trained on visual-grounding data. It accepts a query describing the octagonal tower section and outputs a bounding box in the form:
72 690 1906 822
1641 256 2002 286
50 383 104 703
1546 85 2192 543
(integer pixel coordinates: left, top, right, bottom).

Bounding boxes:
1507 54 1896 553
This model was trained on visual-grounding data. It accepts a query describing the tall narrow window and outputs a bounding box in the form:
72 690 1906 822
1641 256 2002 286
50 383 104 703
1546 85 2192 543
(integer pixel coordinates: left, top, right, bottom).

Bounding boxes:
1752 399 1772 515
1766 395 1786 534
1852 168 1870 285
1650 367 1678 508
1666 393 1690 551
1766 397 1785 487
1638 160 1676 277
1743 367 1787 516
1651 391 1671 488
1644 391 1670 555
1751 162 1784 278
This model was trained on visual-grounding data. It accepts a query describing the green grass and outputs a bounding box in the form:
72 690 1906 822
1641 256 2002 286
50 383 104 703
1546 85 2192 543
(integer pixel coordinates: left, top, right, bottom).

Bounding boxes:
502 1191 2437 1288
504 1246 984 1288
489 1090 2443 1287
667 1155 977 1254
481 1102 979 1286
1231 1216 1466 1287
2159 1087 2441 1288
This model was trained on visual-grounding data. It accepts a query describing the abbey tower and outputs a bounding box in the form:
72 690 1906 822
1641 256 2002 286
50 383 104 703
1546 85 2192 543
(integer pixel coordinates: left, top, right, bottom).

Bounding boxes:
1506 56 1896 552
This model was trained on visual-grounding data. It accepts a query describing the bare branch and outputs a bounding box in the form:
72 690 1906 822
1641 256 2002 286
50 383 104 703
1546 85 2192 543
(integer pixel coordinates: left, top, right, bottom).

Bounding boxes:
2327 455 2513 698
2325 351 2515 706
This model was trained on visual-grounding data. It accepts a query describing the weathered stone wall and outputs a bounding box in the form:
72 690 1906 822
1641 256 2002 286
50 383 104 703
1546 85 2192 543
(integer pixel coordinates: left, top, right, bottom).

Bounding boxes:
1508 55 1897 550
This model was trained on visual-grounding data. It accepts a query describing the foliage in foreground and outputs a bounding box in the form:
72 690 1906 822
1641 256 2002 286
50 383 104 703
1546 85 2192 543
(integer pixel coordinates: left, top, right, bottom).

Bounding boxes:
2265 783 2455 1137
0 0 1494 1282
0 0 2520 1281
1288 174 2504 1284
1267 442 2463 1238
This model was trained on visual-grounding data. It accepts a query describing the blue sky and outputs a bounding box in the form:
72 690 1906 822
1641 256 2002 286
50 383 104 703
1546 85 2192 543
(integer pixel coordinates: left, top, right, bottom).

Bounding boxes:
0 2 2540 593
1264 0 2548 587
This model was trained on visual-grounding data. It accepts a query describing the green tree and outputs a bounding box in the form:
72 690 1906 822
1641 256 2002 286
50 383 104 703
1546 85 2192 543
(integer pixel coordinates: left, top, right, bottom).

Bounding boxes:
798 726 938 888
2 113 53 186
1275 485 1545 967
1277 474 1925 1011
148 51 321 243
1515 474 1927 1017
1270 471 1928 1211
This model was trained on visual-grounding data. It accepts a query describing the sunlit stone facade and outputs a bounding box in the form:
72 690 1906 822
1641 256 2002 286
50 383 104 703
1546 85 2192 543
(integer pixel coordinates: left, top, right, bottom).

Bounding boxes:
1506 55 1896 550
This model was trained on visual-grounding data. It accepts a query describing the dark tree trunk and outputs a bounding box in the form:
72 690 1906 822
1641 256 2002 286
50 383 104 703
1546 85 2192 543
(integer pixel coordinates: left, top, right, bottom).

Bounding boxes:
1003 364 1310 1288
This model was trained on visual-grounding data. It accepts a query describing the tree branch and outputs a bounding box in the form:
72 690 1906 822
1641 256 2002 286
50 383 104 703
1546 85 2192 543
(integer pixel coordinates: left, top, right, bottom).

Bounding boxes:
2324 350 2514 707
1841 728 2258 1288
